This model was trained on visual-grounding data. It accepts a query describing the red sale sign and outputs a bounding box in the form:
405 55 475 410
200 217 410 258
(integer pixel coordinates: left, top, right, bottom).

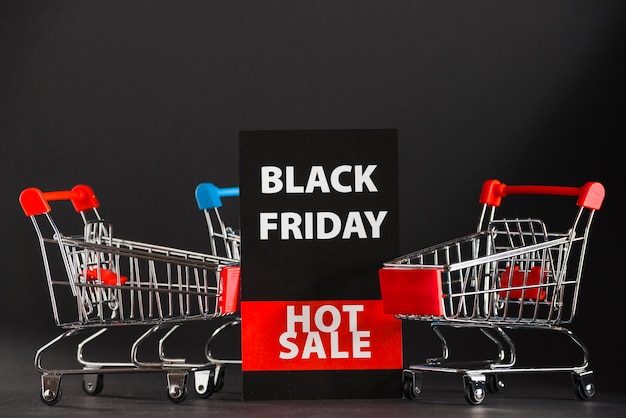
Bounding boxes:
241 299 402 371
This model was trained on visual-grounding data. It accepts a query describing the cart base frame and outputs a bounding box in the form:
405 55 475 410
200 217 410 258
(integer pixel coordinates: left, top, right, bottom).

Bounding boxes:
401 321 595 405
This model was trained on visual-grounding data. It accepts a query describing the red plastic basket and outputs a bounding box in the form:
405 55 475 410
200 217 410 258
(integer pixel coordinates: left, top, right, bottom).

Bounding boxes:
218 266 241 314
378 268 444 316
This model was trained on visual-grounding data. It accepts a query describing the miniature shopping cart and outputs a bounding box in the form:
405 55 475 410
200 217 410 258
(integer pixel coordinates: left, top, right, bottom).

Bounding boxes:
194 182 241 395
378 179 605 405
19 185 240 405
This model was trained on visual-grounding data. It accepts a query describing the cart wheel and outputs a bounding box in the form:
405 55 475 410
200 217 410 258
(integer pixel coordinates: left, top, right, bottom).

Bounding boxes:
486 374 504 393
572 371 595 400
403 379 418 400
82 374 104 396
40 375 62 406
214 366 226 393
463 375 486 405
167 372 189 404
40 386 62 406
402 370 423 400
167 384 188 404
195 369 216 399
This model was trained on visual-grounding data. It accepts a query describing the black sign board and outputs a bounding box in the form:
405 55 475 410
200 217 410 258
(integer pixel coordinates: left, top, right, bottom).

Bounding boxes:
239 129 402 400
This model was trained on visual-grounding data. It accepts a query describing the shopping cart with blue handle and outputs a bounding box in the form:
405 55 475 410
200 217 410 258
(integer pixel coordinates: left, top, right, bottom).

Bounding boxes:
20 184 240 405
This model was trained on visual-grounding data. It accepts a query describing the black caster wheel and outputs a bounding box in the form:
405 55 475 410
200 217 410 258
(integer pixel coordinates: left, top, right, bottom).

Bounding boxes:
40 375 62 406
403 378 419 400
167 384 188 404
40 387 62 406
486 374 504 393
572 371 595 400
402 370 423 400
167 373 189 404
463 375 486 405
214 367 226 393
82 374 104 396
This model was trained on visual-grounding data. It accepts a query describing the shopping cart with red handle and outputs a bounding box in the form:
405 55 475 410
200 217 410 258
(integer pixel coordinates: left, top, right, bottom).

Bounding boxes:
378 180 605 405
194 182 241 395
19 185 240 405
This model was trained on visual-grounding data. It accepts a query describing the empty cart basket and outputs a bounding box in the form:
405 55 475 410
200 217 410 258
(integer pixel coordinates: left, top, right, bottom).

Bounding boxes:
20 185 240 405
378 179 604 405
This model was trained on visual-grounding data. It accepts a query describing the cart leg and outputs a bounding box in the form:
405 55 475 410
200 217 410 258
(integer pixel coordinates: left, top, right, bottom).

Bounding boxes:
426 324 449 365
479 327 506 362
205 318 241 363
562 328 590 370
402 369 423 400
40 374 62 406
166 372 189 404
481 326 509 394
159 324 188 364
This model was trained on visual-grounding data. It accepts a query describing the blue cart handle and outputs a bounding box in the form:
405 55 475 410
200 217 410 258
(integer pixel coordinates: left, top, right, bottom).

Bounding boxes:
195 183 240 209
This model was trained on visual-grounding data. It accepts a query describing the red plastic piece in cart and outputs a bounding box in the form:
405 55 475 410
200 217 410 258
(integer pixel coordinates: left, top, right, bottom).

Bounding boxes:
498 266 546 301
84 268 128 286
378 267 444 316
219 266 240 314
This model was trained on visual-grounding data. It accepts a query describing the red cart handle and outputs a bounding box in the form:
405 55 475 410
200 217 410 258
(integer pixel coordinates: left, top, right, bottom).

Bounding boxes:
19 185 100 216
479 180 604 210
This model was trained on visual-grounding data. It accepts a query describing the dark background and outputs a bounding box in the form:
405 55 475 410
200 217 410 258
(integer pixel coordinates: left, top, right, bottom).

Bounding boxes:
1 0 624 414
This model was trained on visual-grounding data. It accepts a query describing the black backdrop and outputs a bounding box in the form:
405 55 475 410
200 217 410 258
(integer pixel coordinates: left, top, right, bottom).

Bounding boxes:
1 0 624 395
